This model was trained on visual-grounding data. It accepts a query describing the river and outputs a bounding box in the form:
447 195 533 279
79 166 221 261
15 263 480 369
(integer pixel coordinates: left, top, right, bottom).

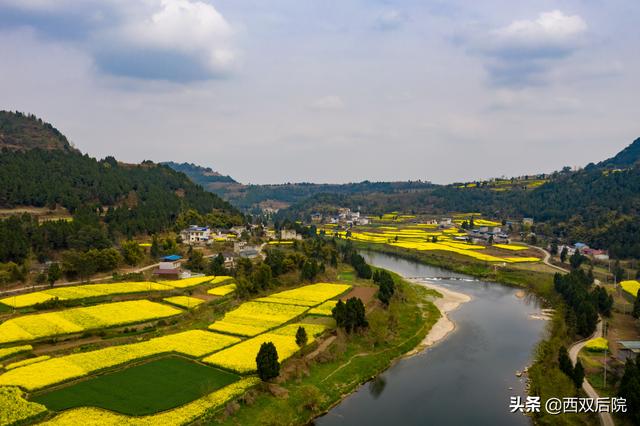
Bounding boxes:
315 250 546 426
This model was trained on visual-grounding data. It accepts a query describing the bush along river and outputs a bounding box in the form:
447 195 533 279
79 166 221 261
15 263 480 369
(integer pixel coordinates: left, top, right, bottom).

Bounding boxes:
315 250 547 426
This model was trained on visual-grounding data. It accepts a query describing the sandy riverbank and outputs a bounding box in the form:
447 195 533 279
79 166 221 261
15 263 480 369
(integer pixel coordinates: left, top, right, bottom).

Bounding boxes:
405 279 471 356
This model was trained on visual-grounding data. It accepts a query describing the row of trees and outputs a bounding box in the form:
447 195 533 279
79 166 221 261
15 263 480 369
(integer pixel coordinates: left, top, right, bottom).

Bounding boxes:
373 269 396 305
558 346 584 389
553 270 612 337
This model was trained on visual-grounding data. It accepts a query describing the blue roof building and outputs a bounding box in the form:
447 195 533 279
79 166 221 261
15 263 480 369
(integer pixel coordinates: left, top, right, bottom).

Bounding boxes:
163 255 182 262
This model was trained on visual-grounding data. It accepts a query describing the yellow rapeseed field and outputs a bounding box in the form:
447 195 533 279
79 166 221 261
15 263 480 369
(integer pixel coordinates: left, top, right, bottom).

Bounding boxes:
0 387 46 426
0 300 182 345
5 356 50 370
308 300 338 316
204 331 309 373
0 281 177 308
492 244 528 251
0 345 32 361
621 280 640 297
160 276 217 289
207 283 237 296
208 301 307 337
162 296 205 309
255 283 351 307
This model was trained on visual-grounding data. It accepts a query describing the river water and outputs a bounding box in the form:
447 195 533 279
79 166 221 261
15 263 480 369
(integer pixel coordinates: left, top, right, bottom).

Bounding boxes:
315 250 546 426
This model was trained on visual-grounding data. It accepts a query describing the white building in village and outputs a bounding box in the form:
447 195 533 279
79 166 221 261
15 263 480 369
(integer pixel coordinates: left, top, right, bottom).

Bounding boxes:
180 225 211 244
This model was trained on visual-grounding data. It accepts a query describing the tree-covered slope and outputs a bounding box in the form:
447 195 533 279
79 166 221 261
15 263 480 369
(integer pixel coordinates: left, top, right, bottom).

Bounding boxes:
161 161 237 184
598 137 640 168
0 111 77 152
0 111 243 264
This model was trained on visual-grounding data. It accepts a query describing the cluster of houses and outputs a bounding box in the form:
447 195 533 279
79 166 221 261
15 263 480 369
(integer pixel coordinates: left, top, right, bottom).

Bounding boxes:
466 226 510 244
179 224 249 245
556 242 609 261
315 208 370 226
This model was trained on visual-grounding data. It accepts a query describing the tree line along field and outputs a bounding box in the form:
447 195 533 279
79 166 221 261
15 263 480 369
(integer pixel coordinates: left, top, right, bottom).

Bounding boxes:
0 275 353 425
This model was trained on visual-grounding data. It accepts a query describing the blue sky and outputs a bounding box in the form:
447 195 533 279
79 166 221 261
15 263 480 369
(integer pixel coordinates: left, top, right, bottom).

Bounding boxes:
0 0 638 184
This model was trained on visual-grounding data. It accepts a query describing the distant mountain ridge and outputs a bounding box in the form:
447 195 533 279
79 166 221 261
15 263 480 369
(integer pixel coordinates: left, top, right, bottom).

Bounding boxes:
161 162 237 184
275 136 640 259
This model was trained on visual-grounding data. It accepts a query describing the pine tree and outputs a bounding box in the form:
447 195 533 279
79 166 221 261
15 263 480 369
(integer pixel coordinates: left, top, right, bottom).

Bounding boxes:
558 346 574 378
295 326 308 347
560 246 568 263
633 293 640 319
256 342 280 381
573 360 585 388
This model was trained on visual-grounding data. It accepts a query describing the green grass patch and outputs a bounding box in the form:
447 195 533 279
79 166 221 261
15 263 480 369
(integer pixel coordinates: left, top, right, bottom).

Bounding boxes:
32 356 239 415
337 270 355 282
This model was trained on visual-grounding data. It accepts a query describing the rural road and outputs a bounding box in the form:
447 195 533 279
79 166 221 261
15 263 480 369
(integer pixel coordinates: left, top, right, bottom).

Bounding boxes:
531 245 614 426
568 321 615 426
530 245 569 273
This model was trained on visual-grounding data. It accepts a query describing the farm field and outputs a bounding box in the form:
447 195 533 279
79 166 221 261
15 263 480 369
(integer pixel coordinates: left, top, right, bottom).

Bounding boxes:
621 280 640 297
0 300 182 345
0 276 229 309
32 356 240 415
0 330 240 391
319 215 540 264
0 280 351 425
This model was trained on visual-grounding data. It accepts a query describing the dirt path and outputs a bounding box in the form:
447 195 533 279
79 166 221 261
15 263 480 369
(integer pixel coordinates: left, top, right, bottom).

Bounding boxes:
529 245 569 273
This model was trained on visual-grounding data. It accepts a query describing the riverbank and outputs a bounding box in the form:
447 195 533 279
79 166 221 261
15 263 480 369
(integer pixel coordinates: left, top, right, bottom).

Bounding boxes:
405 280 471 356
356 244 599 426
215 269 441 425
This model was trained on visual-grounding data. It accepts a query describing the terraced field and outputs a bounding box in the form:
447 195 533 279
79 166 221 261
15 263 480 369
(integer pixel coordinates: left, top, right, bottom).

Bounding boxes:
0 280 350 425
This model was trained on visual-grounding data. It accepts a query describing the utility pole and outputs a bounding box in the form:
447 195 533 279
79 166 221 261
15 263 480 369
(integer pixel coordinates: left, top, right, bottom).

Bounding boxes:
603 320 608 389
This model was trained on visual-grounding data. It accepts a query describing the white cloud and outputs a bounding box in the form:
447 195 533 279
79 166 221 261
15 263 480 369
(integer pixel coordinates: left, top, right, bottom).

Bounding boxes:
0 0 239 81
492 10 586 51
117 0 237 73
465 10 588 87
309 95 345 110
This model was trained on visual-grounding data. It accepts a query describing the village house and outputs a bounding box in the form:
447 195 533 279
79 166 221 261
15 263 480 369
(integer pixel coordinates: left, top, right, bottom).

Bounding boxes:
469 227 509 244
179 225 211 244
239 246 261 259
153 254 182 279
280 229 302 240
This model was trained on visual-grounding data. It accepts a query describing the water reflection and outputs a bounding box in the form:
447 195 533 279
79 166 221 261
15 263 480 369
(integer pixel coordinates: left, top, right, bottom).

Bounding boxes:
368 375 386 399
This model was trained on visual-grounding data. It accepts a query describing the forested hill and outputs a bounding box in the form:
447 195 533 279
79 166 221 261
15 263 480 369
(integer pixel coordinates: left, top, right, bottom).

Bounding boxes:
0 111 243 262
599 137 640 168
0 111 77 152
278 137 640 259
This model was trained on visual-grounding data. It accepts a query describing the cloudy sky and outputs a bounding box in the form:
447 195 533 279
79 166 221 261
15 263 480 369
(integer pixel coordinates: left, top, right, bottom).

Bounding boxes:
0 0 638 184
